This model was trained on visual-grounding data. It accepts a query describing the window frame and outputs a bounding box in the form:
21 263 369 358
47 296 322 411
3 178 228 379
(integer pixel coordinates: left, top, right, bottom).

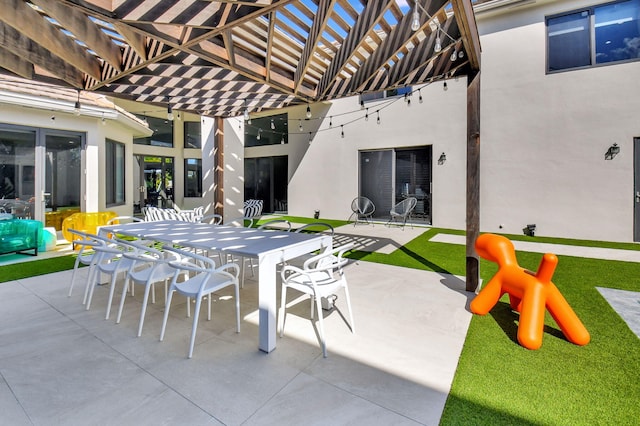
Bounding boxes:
105 139 125 207
184 158 202 198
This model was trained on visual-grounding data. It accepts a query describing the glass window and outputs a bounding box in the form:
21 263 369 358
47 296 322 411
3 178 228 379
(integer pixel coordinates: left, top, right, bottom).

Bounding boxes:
106 139 125 206
184 121 201 149
184 158 202 198
0 127 36 219
244 156 288 213
547 0 640 72
595 0 640 64
361 86 412 104
548 11 591 71
245 113 288 147
134 116 173 147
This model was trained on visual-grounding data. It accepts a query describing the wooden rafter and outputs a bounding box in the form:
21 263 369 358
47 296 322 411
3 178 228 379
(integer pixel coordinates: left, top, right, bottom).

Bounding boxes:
0 0 481 118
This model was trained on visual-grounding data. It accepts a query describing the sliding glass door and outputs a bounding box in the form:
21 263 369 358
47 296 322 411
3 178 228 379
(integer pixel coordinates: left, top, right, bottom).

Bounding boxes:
359 146 432 224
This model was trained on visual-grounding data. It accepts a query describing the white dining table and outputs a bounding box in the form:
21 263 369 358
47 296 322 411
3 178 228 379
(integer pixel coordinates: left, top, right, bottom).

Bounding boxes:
99 220 332 353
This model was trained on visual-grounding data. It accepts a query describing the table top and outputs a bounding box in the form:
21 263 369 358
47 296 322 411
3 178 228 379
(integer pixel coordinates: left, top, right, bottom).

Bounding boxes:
101 220 330 259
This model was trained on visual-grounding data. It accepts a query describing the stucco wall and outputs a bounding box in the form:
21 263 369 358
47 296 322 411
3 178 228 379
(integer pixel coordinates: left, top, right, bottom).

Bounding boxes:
477 0 640 241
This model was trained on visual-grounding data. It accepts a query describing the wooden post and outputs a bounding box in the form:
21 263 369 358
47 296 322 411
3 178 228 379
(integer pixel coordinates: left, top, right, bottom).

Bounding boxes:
214 116 224 217
466 70 481 292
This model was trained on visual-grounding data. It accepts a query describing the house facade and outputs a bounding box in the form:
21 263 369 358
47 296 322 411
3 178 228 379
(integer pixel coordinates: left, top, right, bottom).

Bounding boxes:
218 0 640 243
0 0 637 243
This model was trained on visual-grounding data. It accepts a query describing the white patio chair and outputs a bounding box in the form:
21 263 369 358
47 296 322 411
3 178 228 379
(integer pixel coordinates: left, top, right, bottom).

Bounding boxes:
258 219 292 231
387 197 418 229
84 236 140 319
160 245 240 358
199 213 223 225
67 229 102 298
279 242 355 357
115 240 181 336
349 196 375 226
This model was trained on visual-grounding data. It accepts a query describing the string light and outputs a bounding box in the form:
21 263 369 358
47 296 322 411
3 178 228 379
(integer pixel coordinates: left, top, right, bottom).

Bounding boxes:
329 116 332 127
365 108 369 121
166 97 174 121
74 89 81 116
298 119 303 132
434 29 442 53
443 81 448 91
451 49 457 62
281 135 285 144
360 99 365 110
308 132 312 144
270 118 275 129
306 104 312 119
376 110 381 125
411 1 421 31
257 129 262 140
419 89 423 103
341 125 344 138
244 100 250 121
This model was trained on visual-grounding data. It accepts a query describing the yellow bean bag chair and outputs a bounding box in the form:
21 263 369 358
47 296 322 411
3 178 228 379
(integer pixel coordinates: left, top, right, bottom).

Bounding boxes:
62 211 118 246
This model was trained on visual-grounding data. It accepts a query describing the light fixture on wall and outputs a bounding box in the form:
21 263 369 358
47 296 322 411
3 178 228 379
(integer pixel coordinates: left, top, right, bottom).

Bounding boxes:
605 143 620 160
438 152 447 165
74 89 81 116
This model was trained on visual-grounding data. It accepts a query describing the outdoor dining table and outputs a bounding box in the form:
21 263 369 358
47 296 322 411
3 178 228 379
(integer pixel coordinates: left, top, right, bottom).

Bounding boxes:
99 220 332 353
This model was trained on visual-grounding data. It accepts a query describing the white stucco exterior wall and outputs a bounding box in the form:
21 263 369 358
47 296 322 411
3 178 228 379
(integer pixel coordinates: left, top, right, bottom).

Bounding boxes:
477 0 640 241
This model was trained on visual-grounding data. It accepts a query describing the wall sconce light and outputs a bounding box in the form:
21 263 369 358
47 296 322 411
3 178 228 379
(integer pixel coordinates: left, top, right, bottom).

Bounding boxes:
438 152 447 165
605 143 620 160
523 224 536 237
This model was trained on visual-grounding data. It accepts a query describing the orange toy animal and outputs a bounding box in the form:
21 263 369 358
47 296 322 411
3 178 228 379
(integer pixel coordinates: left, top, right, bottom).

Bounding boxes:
471 233 590 350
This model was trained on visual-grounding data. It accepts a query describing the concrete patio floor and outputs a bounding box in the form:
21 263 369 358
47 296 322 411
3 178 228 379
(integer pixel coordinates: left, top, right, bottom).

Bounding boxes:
0 257 473 425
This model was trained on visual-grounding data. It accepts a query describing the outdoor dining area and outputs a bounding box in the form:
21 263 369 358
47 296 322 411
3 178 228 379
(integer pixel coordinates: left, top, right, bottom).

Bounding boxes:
0 211 472 425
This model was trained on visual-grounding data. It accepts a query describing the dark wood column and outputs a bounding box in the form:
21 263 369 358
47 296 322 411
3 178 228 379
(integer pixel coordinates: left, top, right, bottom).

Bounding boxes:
214 116 224 217
466 70 481 292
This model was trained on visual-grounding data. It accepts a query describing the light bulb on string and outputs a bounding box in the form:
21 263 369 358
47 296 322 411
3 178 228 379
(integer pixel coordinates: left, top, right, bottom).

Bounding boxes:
166 97 174 121
411 1 420 31
281 134 285 144
270 118 275 130
74 89 81 116
329 116 333 127
365 108 369 121
360 99 365 110
443 81 448 91
256 129 261 141
248 117 252 125
308 132 312 144
434 29 442 53
418 89 423 103
341 125 344 139
376 110 381 125
243 100 250 121
451 50 457 62
306 105 312 119
298 120 303 132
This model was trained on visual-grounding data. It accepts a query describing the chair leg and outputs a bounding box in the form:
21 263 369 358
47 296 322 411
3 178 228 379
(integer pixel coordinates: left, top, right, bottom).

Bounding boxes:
116 277 130 324
82 263 98 305
137 282 153 337
315 294 327 358
234 283 241 333
188 297 202 358
105 271 121 319
159 288 175 342
207 293 212 321
343 284 356 334
279 285 288 337
68 257 82 297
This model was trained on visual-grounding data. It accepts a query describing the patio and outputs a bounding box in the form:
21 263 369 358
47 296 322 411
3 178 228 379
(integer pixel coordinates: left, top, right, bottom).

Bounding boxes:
0 243 473 425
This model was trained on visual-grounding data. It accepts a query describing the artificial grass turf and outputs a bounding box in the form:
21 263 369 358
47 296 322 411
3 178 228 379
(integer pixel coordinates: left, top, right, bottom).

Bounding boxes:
0 255 78 283
343 227 640 425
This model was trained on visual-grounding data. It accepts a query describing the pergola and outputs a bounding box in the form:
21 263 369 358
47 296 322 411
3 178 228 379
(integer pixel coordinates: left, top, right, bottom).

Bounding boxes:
0 0 482 290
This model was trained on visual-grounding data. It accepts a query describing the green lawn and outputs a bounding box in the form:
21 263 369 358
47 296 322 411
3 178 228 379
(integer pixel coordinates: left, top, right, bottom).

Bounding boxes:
3 220 639 424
